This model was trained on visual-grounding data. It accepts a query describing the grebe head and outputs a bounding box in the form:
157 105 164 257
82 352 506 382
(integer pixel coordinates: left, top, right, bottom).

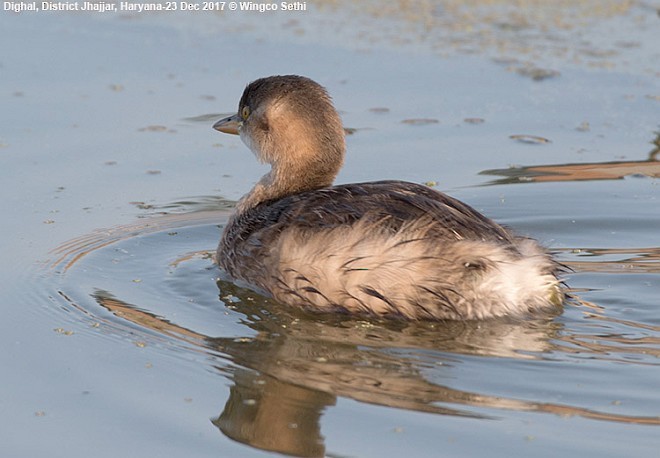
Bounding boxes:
214 75 345 204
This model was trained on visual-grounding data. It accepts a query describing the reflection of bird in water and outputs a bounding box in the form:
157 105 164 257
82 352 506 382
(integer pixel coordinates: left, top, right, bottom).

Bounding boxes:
213 75 563 320
88 287 660 458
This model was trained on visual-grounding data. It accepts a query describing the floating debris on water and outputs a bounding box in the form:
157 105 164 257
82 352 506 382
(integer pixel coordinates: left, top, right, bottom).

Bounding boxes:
509 134 551 144
138 125 169 132
401 118 440 125
129 201 154 210
576 121 591 132
510 64 561 81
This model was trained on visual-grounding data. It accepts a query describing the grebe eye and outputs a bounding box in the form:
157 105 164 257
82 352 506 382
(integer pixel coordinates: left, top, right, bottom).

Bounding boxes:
241 106 250 120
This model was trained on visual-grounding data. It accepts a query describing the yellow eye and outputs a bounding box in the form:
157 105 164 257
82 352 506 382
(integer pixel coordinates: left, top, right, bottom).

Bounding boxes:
241 106 250 120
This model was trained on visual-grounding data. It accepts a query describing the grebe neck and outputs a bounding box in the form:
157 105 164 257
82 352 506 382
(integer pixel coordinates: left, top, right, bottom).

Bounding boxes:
236 161 336 213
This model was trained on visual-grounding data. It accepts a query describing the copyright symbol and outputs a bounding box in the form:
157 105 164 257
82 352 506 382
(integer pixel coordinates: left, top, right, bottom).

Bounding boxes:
228 1 237 9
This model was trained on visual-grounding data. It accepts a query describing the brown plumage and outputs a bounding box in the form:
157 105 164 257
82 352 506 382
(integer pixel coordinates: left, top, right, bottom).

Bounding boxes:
213 75 563 320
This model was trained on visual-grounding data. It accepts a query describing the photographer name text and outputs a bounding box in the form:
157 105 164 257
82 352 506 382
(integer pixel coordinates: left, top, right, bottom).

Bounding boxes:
4 1 307 13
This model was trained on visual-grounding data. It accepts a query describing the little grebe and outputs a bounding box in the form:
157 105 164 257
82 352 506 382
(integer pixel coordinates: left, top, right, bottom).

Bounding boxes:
213 75 563 320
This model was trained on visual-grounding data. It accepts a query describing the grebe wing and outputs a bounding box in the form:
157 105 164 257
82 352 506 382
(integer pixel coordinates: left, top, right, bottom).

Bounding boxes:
233 180 513 243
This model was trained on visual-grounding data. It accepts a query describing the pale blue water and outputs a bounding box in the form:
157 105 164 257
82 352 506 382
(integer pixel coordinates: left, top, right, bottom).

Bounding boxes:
1 5 659 457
